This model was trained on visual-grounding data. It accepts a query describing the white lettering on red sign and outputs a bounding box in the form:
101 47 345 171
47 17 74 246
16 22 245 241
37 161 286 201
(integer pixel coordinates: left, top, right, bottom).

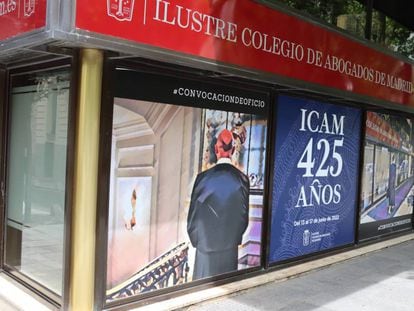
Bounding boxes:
0 0 16 16
149 0 413 95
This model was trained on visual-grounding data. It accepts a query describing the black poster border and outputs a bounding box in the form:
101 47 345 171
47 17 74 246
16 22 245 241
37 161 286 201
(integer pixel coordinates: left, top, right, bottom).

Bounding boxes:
267 92 363 268
114 69 269 116
359 215 413 242
98 62 273 310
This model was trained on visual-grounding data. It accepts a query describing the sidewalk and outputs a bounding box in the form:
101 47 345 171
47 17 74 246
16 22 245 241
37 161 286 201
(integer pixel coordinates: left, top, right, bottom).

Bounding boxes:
188 238 414 311
0 275 53 311
0 234 413 310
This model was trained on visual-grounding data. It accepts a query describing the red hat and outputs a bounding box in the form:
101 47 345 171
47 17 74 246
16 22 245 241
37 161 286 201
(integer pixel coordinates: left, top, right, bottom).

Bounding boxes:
215 129 234 158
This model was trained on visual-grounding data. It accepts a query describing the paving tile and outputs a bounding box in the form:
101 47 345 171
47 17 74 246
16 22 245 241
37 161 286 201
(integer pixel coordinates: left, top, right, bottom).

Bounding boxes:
191 239 414 311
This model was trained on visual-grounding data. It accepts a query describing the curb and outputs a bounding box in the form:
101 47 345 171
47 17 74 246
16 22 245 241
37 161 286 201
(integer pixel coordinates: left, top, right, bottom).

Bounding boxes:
133 233 414 311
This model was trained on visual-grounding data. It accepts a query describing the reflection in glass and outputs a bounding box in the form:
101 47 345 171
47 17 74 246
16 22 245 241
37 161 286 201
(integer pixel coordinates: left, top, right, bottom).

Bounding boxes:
5 70 70 295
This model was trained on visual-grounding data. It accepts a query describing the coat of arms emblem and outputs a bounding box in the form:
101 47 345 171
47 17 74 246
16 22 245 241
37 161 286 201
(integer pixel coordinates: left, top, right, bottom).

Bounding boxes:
107 0 135 22
24 0 35 17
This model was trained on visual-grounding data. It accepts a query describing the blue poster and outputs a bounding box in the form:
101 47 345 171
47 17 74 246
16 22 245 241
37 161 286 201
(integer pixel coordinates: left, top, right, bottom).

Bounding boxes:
269 95 361 263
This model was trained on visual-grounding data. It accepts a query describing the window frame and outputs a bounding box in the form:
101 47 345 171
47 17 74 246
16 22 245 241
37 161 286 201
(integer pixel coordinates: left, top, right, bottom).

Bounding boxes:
0 56 78 309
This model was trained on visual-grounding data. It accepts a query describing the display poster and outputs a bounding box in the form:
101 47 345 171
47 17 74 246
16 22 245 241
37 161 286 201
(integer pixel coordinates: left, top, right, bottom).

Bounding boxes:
105 70 269 301
269 95 361 263
359 112 414 241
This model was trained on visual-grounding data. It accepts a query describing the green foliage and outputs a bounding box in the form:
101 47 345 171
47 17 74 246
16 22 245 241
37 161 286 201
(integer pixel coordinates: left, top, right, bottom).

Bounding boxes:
276 0 364 24
271 0 413 59
383 18 413 59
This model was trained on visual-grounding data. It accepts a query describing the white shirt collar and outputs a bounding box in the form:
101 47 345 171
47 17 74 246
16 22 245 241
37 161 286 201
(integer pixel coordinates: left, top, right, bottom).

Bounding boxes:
217 158 233 165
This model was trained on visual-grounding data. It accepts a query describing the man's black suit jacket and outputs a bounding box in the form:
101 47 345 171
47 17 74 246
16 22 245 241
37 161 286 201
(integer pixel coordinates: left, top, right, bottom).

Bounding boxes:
187 163 250 253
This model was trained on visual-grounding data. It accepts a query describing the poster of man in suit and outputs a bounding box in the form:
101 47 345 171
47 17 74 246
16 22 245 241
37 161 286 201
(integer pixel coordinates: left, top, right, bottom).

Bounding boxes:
187 129 250 280
105 71 269 301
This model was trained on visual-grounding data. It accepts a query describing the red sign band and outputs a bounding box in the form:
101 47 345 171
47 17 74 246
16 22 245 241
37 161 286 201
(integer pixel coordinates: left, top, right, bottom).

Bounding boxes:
0 0 46 41
76 0 414 106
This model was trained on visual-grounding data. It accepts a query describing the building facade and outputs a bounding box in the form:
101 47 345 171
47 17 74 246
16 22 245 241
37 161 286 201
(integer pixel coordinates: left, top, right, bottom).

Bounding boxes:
0 1 413 310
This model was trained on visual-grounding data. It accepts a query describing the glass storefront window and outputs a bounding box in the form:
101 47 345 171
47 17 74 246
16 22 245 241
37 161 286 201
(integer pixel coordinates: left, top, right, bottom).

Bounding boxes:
373 146 389 202
105 71 269 303
359 112 414 239
361 142 374 211
4 69 70 295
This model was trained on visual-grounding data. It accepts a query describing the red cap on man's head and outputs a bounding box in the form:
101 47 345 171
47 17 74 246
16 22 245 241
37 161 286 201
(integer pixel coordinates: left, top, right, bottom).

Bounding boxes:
215 129 234 158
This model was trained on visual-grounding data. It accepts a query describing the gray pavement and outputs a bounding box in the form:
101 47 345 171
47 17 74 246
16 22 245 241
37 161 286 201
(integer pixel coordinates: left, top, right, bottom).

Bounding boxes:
0 273 53 311
0 293 19 311
186 240 414 311
0 239 413 310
